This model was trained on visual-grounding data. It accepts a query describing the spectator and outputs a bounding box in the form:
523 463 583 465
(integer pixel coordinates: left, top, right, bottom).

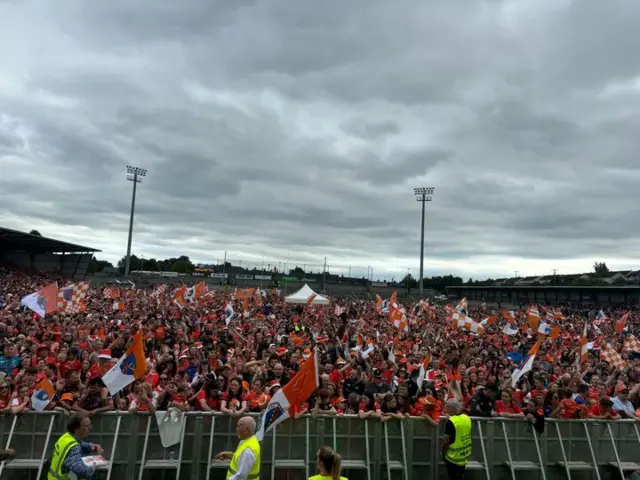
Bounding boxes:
492 389 524 418
470 384 498 417
611 385 639 419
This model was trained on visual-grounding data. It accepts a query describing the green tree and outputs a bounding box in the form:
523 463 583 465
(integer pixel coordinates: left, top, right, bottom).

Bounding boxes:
400 274 418 289
87 257 114 273
290 266 306 278
594 262 609 277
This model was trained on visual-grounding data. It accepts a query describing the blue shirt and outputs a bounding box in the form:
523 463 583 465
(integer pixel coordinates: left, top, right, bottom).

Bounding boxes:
0 356 20 375
62 437 95 478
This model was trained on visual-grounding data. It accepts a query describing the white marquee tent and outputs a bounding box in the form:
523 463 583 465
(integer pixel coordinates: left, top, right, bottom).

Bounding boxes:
284 284 330 305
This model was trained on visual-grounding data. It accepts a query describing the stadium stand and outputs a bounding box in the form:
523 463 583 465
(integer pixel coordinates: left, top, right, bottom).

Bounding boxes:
0 227 99 280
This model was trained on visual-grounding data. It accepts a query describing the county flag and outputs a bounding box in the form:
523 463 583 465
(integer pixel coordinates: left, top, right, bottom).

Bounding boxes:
511 338 542 388
31 377 55 412
416 352 432 390
256 347 319 441
57 281 90 311
502 323 518 336
615 312 630 333
224 302 235 325
102 331 146 395
21 282 58 318
578 324 589 367
537 322 560 339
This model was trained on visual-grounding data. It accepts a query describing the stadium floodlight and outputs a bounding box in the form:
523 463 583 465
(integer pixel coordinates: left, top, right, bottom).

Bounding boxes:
414 186 435 297
124 166 147 277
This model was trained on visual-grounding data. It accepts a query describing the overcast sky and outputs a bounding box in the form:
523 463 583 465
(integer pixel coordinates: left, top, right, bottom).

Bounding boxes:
2 0 640 281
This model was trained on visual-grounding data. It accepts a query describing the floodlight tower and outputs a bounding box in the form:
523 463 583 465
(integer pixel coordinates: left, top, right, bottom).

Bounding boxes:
124 165 147 277
414 187 435 297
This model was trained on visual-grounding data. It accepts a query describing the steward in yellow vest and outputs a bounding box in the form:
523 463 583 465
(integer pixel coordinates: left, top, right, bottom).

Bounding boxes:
310 446 348 480
215 416 261 480
48 413 104 480
441 399 472 480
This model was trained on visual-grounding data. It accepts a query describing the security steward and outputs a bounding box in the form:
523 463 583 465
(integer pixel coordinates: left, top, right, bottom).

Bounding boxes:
48 413 104 480
215 416 261 480
441 398 472 480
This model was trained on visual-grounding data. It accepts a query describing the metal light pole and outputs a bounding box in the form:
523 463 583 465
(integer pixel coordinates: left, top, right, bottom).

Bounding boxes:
124 165 147 277
414 187 434 297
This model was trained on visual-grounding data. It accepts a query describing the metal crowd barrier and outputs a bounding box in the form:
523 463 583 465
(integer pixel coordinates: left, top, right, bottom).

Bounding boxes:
0 412 638 480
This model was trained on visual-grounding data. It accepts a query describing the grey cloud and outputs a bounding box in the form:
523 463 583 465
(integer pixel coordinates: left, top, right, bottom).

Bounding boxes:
2 0 640 278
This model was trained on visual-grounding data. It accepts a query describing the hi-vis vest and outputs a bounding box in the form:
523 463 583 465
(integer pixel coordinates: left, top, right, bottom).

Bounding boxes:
309 475 348 480
48 432 79 480
227 435 261 480
445 414 472 466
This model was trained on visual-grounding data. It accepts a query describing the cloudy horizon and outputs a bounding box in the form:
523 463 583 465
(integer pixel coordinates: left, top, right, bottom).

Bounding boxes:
2 0 640 281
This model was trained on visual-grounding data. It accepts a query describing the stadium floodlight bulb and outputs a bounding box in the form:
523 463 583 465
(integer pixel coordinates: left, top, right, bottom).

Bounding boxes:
414 187 434 196
126 165 147 177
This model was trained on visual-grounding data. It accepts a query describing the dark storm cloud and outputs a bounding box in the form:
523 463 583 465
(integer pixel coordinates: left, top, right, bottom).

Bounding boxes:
2 0 640 279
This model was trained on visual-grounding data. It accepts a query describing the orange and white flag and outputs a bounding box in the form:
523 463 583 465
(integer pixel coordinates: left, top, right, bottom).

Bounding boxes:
102 331 146 395
21 282 58 318
390 305 408 332
185 281 207 303
453 316 484 334
623 335 640 353
600 343 626 370
172 286 187 308
31 377 56 412
615 312 630 333
578 324 589 367
502 323 518 336
416 352 432 389
537 322 560 339
375 295 383 313
479 315 498 328
57 281 90 312
511 338 542 387
256 347 319 441
103 287 121 299
112 300 125 311
526 305 540 330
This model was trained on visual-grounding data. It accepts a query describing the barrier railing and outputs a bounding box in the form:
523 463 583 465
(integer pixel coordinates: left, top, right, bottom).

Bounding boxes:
0 412 638 479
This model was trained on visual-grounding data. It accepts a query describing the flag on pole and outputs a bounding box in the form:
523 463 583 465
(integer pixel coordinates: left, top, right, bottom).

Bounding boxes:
511 338 542 388
502 323 518 336
578 324 589 367
102 331 146 395
537 322 560 339
31 377 56 412
256 347 319 441
526 305 540 330
479 316 497 328
416 352 432 390
21 283 58 318
224 302 235 325
615 312 629 333
623 335 640 353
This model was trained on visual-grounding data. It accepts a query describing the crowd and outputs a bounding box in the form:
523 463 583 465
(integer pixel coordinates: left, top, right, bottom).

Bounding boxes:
0 265 639 431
